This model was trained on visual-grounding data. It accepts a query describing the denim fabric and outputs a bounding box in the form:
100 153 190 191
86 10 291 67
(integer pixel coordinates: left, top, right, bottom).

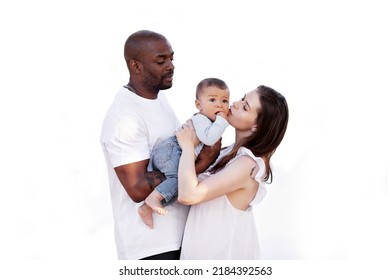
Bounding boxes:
151 136 182 203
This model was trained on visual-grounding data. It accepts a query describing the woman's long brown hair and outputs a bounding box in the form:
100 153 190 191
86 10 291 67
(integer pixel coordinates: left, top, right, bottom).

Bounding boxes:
209 85 289 183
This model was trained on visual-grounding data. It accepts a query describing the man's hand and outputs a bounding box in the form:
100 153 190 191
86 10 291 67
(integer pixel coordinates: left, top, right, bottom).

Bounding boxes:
195 138 222 174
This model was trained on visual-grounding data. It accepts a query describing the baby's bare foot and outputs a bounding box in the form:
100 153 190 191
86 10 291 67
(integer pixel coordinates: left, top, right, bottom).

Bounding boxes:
138 203 154 228
145 192 168 216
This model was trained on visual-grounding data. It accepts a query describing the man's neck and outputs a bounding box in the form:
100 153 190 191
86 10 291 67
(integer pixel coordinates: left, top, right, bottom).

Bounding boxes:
124 83 158 100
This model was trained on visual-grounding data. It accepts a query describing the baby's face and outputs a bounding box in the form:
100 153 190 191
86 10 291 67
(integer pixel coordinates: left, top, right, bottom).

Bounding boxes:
196 86 230 121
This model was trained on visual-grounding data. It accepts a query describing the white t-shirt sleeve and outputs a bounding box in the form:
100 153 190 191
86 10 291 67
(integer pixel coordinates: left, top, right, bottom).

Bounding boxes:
103 114 150 168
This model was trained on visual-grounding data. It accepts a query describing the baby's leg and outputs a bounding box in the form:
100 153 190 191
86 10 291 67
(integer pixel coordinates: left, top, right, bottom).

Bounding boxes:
145 190 167 215
138 178 176 228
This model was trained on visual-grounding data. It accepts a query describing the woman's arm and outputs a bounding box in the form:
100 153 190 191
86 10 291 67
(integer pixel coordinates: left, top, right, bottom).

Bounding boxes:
178 154 258 205
176 123 258 205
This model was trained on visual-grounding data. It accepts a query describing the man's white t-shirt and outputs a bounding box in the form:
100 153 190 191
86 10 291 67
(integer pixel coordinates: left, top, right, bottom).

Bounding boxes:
100 87 189 259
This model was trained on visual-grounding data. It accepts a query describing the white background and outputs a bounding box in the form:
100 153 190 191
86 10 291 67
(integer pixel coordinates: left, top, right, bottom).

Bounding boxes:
1 0 389 266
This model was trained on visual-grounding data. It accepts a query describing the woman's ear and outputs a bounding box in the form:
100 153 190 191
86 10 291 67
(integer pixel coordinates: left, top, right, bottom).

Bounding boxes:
251 126 257 133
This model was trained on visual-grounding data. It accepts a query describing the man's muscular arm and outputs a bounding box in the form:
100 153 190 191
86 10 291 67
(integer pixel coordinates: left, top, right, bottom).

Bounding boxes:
115 137 221 202
195 138 222 174
114 159 165 203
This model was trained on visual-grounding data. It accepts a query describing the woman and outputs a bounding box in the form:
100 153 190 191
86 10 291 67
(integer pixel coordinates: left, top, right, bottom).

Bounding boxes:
176 85 289 259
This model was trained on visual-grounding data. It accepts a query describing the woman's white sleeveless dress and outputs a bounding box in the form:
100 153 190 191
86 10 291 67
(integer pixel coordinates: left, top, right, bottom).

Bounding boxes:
180 145 267 260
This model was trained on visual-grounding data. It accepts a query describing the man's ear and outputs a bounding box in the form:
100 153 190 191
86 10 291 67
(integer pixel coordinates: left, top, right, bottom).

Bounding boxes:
130 59 141 73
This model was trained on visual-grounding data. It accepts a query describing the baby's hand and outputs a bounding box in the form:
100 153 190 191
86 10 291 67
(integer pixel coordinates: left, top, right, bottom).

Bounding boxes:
217 111 228 120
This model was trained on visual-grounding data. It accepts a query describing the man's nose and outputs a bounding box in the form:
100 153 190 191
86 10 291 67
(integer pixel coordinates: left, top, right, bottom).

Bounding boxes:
166 60 174 70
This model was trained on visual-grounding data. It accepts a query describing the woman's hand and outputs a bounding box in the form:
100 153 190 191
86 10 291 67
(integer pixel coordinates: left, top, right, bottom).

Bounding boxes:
175 119 200 150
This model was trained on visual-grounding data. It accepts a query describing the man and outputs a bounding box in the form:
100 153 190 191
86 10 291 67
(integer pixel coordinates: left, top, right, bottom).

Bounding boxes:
100 30 220 259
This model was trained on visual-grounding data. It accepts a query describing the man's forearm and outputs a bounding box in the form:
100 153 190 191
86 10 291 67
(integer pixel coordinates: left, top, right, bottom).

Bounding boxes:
144 170 166 192
194 139 222 174
195 157 213 174
127 170 166 202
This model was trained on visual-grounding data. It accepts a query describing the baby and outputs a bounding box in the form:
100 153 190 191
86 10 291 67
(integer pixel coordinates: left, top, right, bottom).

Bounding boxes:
138 78 230 228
